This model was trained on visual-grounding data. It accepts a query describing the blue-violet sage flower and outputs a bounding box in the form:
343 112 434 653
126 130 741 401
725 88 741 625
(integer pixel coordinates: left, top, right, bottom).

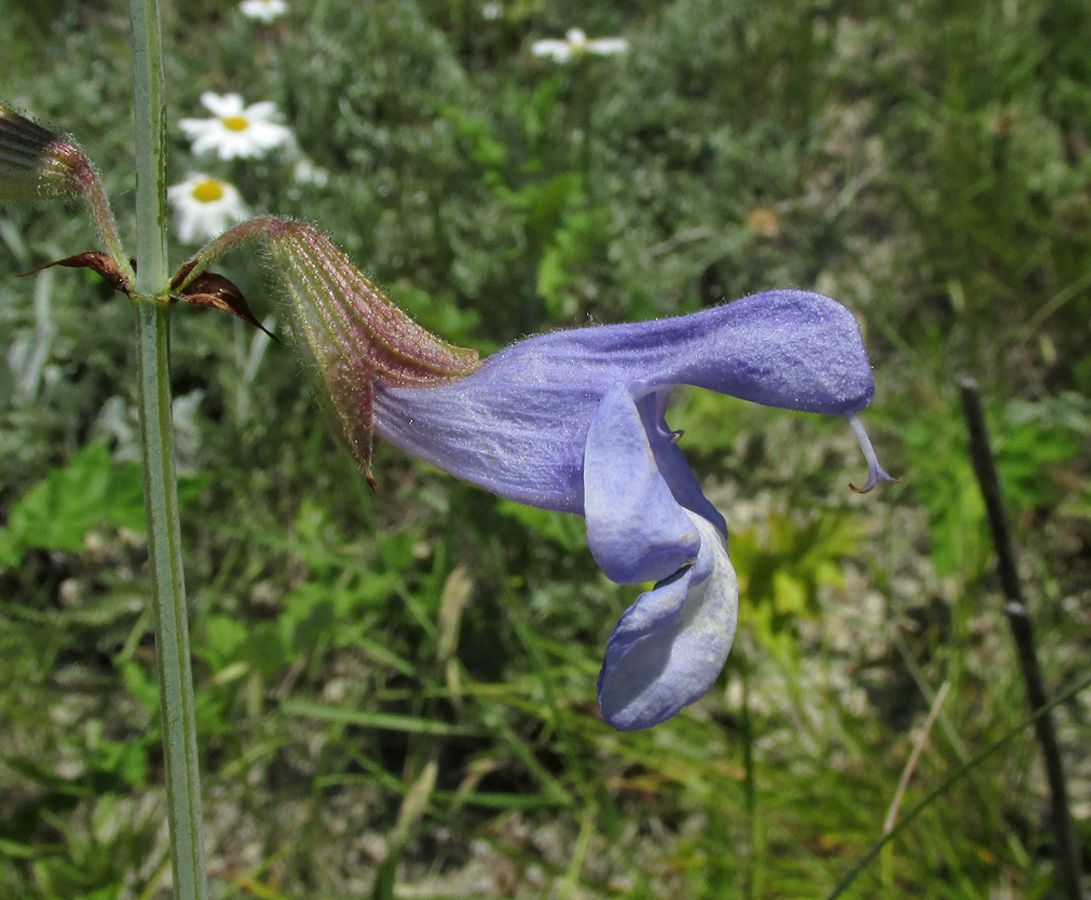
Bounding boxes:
187 218 891 731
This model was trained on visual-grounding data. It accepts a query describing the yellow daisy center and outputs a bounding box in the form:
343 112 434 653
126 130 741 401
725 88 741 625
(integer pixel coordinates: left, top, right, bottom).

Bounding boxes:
192 179 225 203
221 115 250 132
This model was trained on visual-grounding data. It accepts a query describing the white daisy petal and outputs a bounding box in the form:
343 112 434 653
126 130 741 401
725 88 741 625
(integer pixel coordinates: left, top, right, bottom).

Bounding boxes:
178 94 294 160
588 37 628 55
200 92 243 117
178 118 214 140
531 27 628 63
249 120 293 150
245 101 278 120
240 0 288 22
531 39 572 62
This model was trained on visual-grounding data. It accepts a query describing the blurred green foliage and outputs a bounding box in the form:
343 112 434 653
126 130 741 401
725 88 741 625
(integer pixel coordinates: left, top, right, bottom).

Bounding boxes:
0 443 146 567
1 0 1090 897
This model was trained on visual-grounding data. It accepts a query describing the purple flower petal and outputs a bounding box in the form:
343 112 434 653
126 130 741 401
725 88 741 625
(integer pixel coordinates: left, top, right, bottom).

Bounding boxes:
642 391 728 536
584 386 699 583
598 511 738 731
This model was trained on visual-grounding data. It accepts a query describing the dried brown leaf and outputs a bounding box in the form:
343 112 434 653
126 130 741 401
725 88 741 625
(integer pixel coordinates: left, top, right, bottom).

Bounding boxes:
174 271 278 341
17 251 132 295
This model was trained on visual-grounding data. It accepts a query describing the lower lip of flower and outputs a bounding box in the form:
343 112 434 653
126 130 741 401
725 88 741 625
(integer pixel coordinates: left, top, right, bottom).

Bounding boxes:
192 180 225 203
221 116 251 132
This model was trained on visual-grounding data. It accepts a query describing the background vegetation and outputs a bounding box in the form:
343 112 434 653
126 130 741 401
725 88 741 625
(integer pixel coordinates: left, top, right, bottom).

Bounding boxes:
1 0 1089 897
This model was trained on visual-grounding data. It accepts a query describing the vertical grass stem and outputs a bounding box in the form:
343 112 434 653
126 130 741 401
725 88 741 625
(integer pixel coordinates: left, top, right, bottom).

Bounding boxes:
130 0 209 897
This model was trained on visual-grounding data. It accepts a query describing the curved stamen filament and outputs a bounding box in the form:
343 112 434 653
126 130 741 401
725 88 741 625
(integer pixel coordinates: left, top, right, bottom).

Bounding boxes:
652 388 684 443
846 413 896 493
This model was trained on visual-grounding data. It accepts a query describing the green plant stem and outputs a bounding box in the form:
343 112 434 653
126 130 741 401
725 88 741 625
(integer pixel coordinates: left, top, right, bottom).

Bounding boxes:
130 0 209 898
136 303 207 900
130 0 167 294
959 377 1083 900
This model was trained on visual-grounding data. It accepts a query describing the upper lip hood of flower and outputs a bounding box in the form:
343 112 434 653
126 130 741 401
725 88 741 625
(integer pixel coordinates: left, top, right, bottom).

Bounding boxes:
372 290 878 511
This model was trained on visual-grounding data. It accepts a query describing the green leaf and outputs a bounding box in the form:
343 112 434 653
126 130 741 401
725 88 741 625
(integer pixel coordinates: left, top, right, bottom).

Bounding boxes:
0 443 145 567
204 615 249 669
0 441 206 569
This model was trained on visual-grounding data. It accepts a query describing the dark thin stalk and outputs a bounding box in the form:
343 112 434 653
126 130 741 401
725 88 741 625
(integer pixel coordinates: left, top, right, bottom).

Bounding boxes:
959 377 1083 900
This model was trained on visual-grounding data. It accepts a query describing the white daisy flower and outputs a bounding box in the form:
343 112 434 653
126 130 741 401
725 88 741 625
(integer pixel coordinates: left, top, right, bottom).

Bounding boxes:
239 0 288 22
167 174 250 244
179 92 293 160
530 28 628 63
